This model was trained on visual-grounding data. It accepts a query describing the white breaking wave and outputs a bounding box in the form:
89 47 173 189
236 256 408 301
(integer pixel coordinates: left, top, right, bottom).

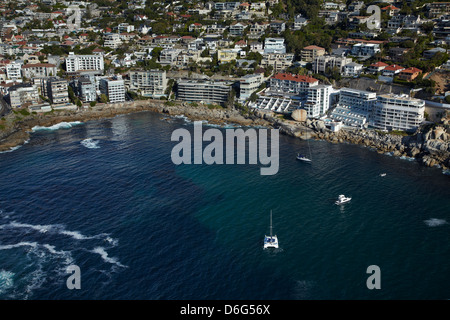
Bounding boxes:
424 218 448 227
0 270 15 294
0 219 122 298
0 241 73 264
0 241 38 251
0 139 30 154
92 247 127 268
81 138 100 149
31 121 83 132
0 221 119 246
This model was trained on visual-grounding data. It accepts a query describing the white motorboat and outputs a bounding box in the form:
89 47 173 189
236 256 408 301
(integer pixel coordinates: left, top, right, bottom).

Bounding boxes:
296 153 312 162
264 210 279 249
380 173 386 177
335 194 351 205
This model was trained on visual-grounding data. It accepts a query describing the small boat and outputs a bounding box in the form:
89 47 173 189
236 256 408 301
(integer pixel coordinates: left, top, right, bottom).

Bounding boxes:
380 173 386 177
296 153 312 162
335 194 351 205
264 210 279 249
296 132 313 163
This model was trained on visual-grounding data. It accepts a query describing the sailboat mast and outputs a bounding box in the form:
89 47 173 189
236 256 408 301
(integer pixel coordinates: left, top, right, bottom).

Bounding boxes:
270 210 273 237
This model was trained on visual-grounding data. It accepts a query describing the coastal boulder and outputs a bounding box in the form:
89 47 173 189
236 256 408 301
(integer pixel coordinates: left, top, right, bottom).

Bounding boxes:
291 109 307 122
315 120 326 132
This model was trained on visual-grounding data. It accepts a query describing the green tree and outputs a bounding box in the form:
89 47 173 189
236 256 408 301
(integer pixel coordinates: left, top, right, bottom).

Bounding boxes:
99 94 109 103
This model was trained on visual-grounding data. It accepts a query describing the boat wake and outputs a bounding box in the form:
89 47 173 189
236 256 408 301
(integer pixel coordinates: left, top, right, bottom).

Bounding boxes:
0 215 125 299
81 138 100 149
424 218 448 227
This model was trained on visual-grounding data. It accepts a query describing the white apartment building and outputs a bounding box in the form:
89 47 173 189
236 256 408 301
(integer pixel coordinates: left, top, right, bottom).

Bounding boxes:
372 94 425 131
176 79 233 105
6 83 39 108
269 73 319 96
76 77 97 102
343 62 364 77
6 62 23 80
65 52 104 74
128 69 167 98
264 38 286 54
229 22 247 36
313 55 353 74
261 53 295 73
103 33 122 49
293 14 308 30
117 23 135 33
248 22 269 39
351 43 381 57
22 63 57 78
100 77 126 103
46 77 69 105
338 88 377 114
159 49 182 66
303 84 332 118
239 73 264 102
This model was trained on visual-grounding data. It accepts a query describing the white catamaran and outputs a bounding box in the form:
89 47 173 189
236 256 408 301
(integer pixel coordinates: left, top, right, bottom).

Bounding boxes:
264 210 279 249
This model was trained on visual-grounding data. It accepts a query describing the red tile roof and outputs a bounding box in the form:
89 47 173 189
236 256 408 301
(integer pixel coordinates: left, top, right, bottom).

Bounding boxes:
381 5 400 10
400 67 422 73
371 61 388 67
303 45 325 51
384 64 404 71
272 73 319 83
22 63 56 68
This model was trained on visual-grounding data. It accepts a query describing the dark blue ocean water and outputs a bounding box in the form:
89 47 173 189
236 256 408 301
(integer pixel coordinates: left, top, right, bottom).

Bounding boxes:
0 111 449 300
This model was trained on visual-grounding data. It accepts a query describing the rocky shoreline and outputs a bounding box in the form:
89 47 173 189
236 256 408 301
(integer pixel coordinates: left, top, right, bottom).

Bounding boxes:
1 100 449 171
0 100 269 153
255 110 450 171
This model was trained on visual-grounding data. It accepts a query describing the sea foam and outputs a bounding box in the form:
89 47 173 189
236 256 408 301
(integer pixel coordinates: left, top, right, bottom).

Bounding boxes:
0 270 14 294
31 121 83 132
424 218 448 227
81 138 100 149
92 247 127 268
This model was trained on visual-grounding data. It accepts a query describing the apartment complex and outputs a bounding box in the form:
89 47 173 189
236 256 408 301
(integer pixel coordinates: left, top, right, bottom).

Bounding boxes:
6 83 39 108
303 84 332 118
264 38 286 54
6 62 22 80
261 53 295 73
65 52 104 75
128 69 167 98
372 94 425 131
176 79 233 105
313 55 352 74
100 77 126 103
22 63 57 78
103 33 122 49
239 73 264 102
75 77 97 102
46 77 69 105
338 88 377 115
350 43 381 57
301 45 326 62
269 73 319 95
